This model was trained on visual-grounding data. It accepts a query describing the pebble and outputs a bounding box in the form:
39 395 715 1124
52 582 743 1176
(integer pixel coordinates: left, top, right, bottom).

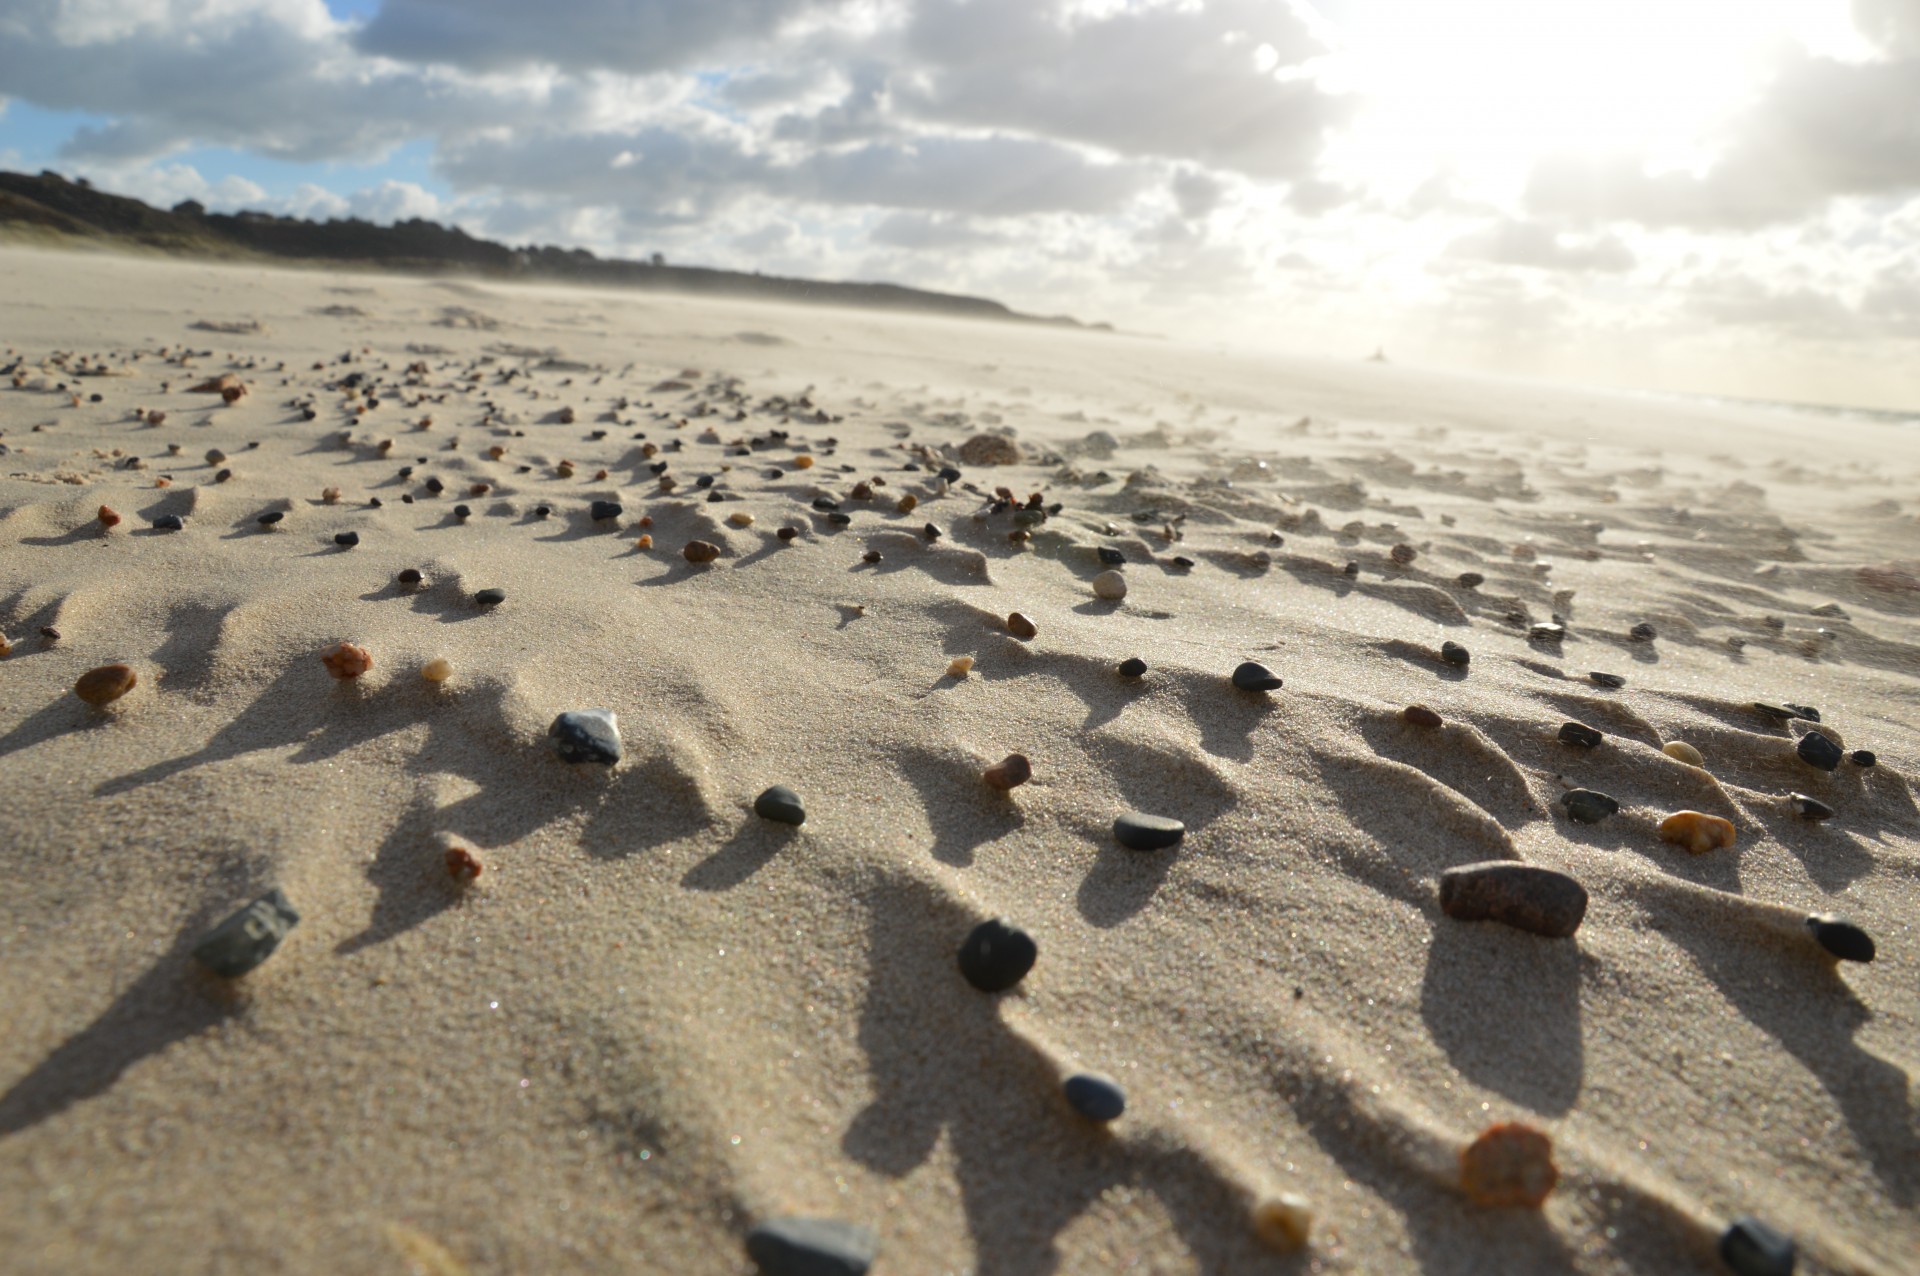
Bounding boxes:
1784 703 1821 722
334 531 359 548
1459 1122 1558 1208
445 847 482 883
321 641 373 679
1457 571 1484 588
923 523 941 540
1342 561 1359 576
1232 661 1282 692
947 656 974 677
590 499 623 521
549 709 622 765
453 504 472 519
1658 810 1736 853
1589 671 1626 688
474 587 506 607
684 539 721 563
1389 543 1417 564
777 527 799 541
861 550 881 564
1796 731 1843 772
1719 1217 1796 1276
1006 612 1038 640
258 511 284 526
1561 789 1619 824
636 534 654 549
1097 547 1126 566
957 918 1037 992
983 754 1032 791
1438 862 1587 938
1663 741 1705 766
728 511 755 528
1787 793 1833 821
1063 1072 1126 1122
98 504 121 528
1629 622 1657 641
1440 641 1470 667
535 505 551 519
744 1217 878 1276
1091 569 1127 600
397 568 423 587
1403 704 1443 728
1752 703 1799 722
1558 721 1603 748
754 785 807 825
1529 622 1565 642
74 663 137 707
191 888 299 978
421 657 454 683
1805 915 1874 963
1118 656 1147 678
1850 749 1876 768
1251 1194 1314 1251
1113 812 1185 851
153 514 185 531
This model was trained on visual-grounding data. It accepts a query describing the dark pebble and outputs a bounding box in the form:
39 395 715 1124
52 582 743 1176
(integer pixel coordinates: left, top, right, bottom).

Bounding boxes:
1629 622 1657 641
1784 703 1821 722
1806 915 1874 962
1113 812 1184 851
1562 789 1619 824
548 709 622 765
192 888 300 978
1170 555 1194 569
474 587 506 606
1558 721 1604 748
1063 1072 1126 1123
1796 731 1843 771
1438 861 1588 938
958 918 1037 992
334 531 359 548
1529 623 1565 642
1719 1217 1795 1276
1342 561 1359 576
1097 547 1126 566
397 568 422 586
1850 749 1876 768
1457 572 1484 588
214 468 233 483
1402 704 1443 728
1231 661 1282 692
153 514 185 531
1440 640 1470 666
862 550 882 564
1589 671 1626 688
1752 703 1799 722
426 477 444 493
535 504 551 518
590 500 623 521
777 527 799 541
827 512 851 526
1118 656 1147 678
754 784 807 826
1787 793 1834 820
453 504 472 519
257 511 284 526
938 466 962 482
812 496 840 511
745 1216 878 1276
923 523 941 540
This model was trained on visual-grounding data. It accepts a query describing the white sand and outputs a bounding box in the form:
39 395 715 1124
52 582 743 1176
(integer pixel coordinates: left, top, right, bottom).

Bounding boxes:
0 245 1915 1275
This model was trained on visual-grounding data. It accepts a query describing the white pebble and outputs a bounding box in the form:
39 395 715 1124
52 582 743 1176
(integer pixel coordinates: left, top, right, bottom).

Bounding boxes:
1092 570 1128 600
421 657 454 683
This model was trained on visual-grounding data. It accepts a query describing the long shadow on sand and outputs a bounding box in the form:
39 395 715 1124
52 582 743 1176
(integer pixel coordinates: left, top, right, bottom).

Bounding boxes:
1418 923 1585 1115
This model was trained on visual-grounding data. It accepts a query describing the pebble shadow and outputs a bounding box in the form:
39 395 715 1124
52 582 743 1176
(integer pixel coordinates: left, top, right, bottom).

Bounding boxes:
681 820 793 891
1418 923 1586 1115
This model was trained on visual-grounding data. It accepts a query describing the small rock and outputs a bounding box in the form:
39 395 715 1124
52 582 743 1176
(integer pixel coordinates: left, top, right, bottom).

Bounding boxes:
1096 547 1126 566
474 587 506 607
258 511 284 526
1752 703 1799 722
1091 569 1128 600
1629 622 1657 641
590 499 623 521
1440 641 1470 667
1787 793 1833 820
1561 789 1619 824
153 514 185 531
947 656 974 677
421 657 454 683
1805 914 1874 963
1114 812 1184 851
192 889 299 978
1118 656 1147 678
923 523 941 540
1251 1194 1314 1251
777 526 799 541
1658 810 1736 853
1719 1217 1796 1276
334 531 359 548
745 1217 878 1276
1558 721 1603 748
728 511 755 528
679 538 723 564
1529 623 1565 642
98 504 121 529
1389 543 1417 564
1850 749 1876 768
74 663 137 707
1403 705 1443 729
397 568 422 587
1063 1072 1126 1123
1342 561 1359 576
1007 612 1038 640
983 754 1032 791
1796 731 1843 771
1784 703 1820 722
453 504 472 519
445 847 482 883
754 785 808 825
1460 1123 1558 1208
861 549 881 563
957 433 1020 465
321 641 373 679
958 918 1037 992
1438 862 1587 938
549 709 622 765
1232 661 1282 692
1589 671 1626 688
1663 741 1705 766
1457 572 1485 588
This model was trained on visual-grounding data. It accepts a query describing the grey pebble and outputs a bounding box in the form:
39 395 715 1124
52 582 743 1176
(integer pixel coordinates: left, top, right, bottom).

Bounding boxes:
754 785 807 826
1438 861 1588 938
192 889 300 978
1529 623 1565 642
475 587 506 606
1063 1072 1126 1123
1440 640 1470 667
590 499 623 521
1231 661 1282 692
1562 789 1619 824
1457 572 1484 588
1558 721 1604 748
1796 731 1843 772
745 1216 878 1276
1719 1216 1795 1276
153 514 185 531
549 709 622 765
1589 671 1626 688
1114 811 1185 851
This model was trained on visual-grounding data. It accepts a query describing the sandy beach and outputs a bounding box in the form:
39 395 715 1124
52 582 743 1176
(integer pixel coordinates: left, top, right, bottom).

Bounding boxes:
0 244 1914 1275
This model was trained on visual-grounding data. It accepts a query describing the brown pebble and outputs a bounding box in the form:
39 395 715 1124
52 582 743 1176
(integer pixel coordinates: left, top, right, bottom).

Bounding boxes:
1439 861 1587 938
636 534 653 549
683 539 721 564
983 753 1033 791
793 455 814 469
74 663 137 706
776 527 799 542
862 550 882 564
321 641 373 679
1658 810 1735 853
0 633 12 659
1390 543 1417 564
97 504 121 529
39 626 60 643
321 486 342 504
897 493 918 514
1403 704 1443 728
1461 1123 1558 1208
445 846 482 883
1007 612 1038 640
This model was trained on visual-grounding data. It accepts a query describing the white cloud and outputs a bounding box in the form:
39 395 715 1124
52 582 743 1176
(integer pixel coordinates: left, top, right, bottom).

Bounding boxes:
1445 218 1636 273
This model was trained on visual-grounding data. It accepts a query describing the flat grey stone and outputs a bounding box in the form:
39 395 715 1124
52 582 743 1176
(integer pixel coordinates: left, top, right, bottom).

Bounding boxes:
1064 1072 1126 1122
549 709 621 765
192 889 299 978
1438 862 1587 938
1114 812 1184 851
1562 789 1619 824
745 1216 878 1276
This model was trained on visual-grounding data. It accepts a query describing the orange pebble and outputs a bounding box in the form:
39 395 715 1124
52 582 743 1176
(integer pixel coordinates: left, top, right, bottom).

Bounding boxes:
793 455 814 469
1461 1123 1558 1208
74 663 137 706
1658 810 1736 853
445 846 482 883
321 641 373 679
97 504 122 529
636 534 653 549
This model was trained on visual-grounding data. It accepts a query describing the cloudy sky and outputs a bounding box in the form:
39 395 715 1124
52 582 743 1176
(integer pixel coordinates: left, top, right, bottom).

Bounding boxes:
3 0 1918 409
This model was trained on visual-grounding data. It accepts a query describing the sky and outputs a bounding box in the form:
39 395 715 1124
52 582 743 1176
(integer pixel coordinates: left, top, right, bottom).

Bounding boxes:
2 0 1918 410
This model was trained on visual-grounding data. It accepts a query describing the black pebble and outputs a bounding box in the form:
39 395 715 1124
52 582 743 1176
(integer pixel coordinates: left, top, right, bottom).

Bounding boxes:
1063 1073 1126 1123
397 568 422 586
1787 793 1834 820
1342 561 1359 576
1629 622 1657 641
1170 555 1194 569
827 512 851 526
1784 703 1821 722
153 514 184 531
1231 661 1282 692
334 531 359 548
923 523 941 540
425 477 444 493
938 466 962 482
1457 572 1484 588
1796 731 1843 771
1440 640 1470 667
453 504 472 519
754 785 807 826
535 505 551 518
1118 656 1147 678
1558 721 1604 748
474 587 505 606
590 500 623 521
1589 671 1626 688
257 511 284 526
1530 622 1566 642
958 918 1036 993
214 468 232 482
695 475 714 489
1562 789 1619 823
1806 915 1874 962
1113 812 1185 851
1097 547 1126 566
1719 1217 1795 1276
1850 749 1876 768
745 1217 878 1276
